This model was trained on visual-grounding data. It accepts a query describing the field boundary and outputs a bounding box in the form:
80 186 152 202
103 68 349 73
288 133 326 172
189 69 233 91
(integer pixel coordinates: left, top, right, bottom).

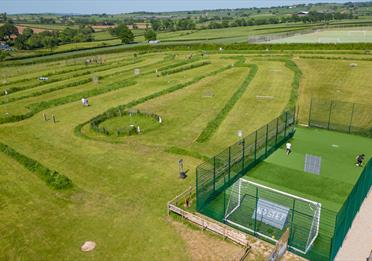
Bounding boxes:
75 63 236 141
167 186 250 246
196 63 258 143
0 142 72 189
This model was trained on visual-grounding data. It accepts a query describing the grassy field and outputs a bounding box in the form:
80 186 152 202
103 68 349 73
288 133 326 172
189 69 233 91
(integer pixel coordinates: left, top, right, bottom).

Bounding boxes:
270 27 372 43
296 58 372 125
0 48 371 260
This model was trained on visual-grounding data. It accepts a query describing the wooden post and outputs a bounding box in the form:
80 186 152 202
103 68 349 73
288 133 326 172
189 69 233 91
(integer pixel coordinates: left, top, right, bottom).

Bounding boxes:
43 113 47 121
52 114 56 123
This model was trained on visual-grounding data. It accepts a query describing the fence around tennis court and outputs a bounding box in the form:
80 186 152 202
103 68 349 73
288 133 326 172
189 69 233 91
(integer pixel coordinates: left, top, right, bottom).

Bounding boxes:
308 98 372 137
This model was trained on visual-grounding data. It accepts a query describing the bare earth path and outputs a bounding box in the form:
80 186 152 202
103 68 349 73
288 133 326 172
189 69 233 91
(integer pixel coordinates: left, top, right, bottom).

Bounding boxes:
336 190 372 261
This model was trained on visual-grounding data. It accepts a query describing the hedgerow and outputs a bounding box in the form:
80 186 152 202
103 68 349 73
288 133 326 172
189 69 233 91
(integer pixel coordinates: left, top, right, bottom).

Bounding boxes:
4 42 372 67
1 59 143 97
284 60 303 109
0 80 136 124
160 61 211 76
196 63 258 143
0 142 72 189
76 64 236 139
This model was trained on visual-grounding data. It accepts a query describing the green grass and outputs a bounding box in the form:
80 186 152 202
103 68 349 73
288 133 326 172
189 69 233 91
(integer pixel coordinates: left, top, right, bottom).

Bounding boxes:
296 58 372 125
270 27 372 43
0 49 371 260
100 113 161 135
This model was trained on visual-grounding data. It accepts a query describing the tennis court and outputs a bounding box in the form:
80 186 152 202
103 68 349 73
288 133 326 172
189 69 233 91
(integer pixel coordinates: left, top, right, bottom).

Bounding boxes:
244 127 372 211
269 28 372 43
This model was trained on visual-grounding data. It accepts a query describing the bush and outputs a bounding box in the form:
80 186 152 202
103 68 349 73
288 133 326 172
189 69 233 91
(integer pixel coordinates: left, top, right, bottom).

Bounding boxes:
160 61 211 76
196 63 258 143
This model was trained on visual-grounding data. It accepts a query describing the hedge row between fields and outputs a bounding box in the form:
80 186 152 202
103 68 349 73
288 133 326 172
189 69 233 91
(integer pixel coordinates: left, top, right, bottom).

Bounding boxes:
0 142 72 189
77 63 237 139
4 42 372 67
0 79 137 124
196 63 258 143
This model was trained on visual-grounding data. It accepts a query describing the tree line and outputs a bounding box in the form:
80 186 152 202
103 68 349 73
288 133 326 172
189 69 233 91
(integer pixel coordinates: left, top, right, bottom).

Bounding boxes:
0 21 94 51
109 24 157 44
206 11 355 29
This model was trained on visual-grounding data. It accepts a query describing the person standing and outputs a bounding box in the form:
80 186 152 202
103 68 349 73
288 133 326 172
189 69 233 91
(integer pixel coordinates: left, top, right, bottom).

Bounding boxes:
286 142 292 155
355 154 365 167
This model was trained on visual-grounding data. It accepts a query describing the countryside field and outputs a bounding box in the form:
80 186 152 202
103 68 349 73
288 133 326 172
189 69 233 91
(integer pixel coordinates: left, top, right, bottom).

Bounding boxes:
269 27 372 43
0 46 371 260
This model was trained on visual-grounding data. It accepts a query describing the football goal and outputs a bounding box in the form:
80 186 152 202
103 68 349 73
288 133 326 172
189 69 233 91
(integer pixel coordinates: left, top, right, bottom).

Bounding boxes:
224 178 321 254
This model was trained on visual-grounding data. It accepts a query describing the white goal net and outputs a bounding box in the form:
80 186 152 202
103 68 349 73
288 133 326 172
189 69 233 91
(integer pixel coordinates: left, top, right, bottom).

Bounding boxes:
224 178 321 254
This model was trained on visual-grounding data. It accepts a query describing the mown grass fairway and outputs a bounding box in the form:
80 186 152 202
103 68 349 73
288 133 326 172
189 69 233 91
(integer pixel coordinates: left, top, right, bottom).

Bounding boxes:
0 47 371 260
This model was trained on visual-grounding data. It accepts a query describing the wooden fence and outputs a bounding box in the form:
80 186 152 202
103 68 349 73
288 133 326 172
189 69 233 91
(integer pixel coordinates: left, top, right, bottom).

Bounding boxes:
167 186 250 246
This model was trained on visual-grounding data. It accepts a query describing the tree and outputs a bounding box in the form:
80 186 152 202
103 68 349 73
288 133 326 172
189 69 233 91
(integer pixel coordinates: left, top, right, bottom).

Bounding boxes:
144 29 157 41
150 20 162 31
0 23 18 41
0 50 9 61
110 24 134 44
22 27 34 38
42 36 59 52
14 34 29 49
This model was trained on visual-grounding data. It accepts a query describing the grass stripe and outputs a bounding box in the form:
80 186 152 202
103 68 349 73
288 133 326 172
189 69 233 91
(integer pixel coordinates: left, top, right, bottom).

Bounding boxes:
0 142 72 189
196 63 258 143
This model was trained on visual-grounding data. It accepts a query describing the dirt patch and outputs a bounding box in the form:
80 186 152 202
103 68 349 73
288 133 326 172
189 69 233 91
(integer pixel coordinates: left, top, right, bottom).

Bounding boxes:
16 25 49 34
169 218 306 261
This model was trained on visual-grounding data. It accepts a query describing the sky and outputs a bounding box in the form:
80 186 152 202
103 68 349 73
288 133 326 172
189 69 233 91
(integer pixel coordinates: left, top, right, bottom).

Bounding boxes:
1 0 371 14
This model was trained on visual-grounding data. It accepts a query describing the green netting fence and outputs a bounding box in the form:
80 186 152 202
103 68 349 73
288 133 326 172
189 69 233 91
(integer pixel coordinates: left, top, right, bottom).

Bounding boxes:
308 98 372 137
195 107 372 260
330 158 372 260
196 109 296 214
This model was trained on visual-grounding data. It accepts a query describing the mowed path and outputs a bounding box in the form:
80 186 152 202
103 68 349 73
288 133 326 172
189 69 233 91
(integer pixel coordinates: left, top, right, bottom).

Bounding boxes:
335 189 372 261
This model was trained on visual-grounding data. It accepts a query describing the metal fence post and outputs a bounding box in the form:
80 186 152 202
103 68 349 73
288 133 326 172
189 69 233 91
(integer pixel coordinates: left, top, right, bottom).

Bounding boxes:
284 112 288 137
328 100 333 130
223 174 226 223
242 138 245 171
254 187 259 235
275 118 279 145
228 146 231 182
213 157 216 192
289 199 296 245
265 124 269 156
196 170 199 210
254 131 257 161
348 103 355 134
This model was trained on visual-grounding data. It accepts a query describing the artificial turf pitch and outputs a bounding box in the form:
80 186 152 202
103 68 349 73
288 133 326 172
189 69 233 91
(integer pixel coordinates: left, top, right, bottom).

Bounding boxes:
244 127 372 211
200 127 372 260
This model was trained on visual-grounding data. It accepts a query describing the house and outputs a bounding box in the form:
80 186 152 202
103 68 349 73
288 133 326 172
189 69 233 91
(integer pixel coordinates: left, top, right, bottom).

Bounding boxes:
0 43 12 51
